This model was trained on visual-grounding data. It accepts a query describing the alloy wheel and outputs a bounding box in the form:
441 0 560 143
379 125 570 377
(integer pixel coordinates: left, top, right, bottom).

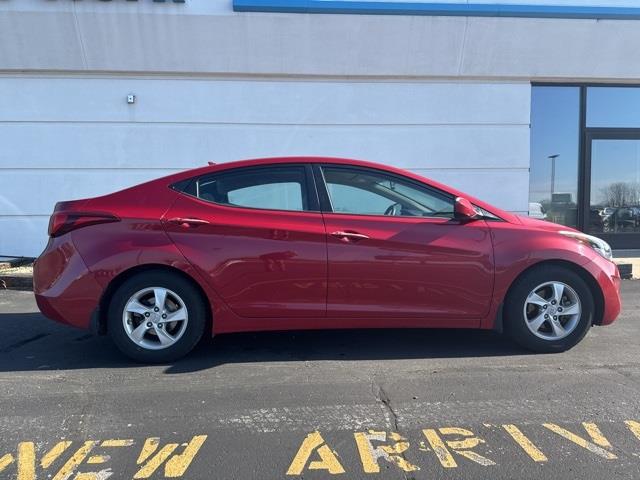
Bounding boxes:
523 281 582 341
122 287 189 350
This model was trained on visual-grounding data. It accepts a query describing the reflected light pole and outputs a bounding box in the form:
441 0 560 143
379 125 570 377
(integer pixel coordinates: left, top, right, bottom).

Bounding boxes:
548 154 559 199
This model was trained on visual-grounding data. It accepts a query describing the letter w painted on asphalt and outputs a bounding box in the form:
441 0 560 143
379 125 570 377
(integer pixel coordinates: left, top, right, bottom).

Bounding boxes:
0 436 206 480
134 435 208 479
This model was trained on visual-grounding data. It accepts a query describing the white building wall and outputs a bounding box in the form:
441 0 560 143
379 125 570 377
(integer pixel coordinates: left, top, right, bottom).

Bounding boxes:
0 76 530 256
1 0 638 256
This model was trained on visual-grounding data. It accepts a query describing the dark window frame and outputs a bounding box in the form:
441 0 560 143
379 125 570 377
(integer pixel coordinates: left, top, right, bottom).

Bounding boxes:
171 164 321 214
313 163 457 219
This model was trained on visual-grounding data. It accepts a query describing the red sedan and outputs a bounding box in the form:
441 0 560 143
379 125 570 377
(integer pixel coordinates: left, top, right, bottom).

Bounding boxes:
34 157 621 362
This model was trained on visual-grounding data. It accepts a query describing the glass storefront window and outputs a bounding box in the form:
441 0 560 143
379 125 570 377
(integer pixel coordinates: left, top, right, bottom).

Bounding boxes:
529 86 580 228
589 139 640 234
587 87 640 128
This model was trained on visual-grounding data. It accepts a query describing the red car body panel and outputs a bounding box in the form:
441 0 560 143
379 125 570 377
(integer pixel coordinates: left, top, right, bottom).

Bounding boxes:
164 193 327 319
322 213 493 324
479 217 621 329
34 235 103 329
33 157 622 336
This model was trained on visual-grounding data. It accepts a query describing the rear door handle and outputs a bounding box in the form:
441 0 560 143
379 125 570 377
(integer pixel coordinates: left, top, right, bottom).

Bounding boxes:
331 230 370 241
166 217 210 227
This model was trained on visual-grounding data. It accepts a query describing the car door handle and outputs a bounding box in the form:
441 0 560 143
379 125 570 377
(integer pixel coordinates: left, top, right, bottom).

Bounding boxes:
331 230 370 241
166 217 210 227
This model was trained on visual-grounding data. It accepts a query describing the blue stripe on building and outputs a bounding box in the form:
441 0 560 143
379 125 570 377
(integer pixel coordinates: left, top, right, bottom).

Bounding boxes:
233 1 640 20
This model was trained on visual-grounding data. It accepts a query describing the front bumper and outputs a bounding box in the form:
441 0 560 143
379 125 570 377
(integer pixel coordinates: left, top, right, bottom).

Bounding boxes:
583 254 622 326
34 235 103 330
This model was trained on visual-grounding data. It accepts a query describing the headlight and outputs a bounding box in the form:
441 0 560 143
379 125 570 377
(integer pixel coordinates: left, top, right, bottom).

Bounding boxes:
559 230 613 261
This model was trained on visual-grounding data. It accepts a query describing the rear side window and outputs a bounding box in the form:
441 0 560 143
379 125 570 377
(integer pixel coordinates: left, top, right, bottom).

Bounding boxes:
181 166 311 212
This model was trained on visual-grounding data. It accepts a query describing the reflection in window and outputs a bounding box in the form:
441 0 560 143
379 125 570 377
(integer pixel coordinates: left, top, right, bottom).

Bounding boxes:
196 166 308 212
322 167 454 217
589 140 640 234
587 87 640 128
529 87 580 228
228 182 303 211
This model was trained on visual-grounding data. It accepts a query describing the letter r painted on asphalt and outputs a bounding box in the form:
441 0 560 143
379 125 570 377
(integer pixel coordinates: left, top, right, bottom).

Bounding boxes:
354 431 419 473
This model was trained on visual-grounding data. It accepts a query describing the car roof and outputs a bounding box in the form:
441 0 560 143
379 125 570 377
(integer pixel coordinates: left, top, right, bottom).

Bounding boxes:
163 156 517 222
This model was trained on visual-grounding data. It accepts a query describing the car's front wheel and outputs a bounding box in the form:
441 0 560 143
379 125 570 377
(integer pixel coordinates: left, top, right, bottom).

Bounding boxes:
505 265 595 353
107 271 207 362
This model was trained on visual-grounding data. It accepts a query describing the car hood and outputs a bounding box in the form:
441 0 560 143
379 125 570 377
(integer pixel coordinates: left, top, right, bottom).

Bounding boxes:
513 214 579 234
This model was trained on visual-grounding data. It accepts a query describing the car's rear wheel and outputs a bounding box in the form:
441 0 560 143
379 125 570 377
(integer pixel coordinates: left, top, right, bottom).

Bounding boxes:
107 271 207 362
505 265 594 353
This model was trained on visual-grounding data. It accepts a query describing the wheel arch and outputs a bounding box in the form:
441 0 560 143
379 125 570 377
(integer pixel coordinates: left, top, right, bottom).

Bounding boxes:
93 263 213 335
493 259 605 333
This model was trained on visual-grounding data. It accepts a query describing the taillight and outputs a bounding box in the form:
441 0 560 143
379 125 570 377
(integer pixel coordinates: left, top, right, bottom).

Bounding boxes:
48 211 119 237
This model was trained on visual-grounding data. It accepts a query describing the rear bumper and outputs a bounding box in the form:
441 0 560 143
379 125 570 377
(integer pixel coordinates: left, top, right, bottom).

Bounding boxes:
583 254 622 326
33 235 103 330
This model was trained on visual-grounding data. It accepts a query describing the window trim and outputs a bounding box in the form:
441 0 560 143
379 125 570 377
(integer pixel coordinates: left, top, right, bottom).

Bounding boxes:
171 164 321 214
315 163 456 219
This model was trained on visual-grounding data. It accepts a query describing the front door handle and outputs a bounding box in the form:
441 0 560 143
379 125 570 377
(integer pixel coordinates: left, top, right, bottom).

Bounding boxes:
331 230 370 241
166 217 210 227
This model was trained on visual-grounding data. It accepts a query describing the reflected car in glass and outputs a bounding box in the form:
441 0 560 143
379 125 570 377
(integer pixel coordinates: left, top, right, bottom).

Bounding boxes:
34 158 622 362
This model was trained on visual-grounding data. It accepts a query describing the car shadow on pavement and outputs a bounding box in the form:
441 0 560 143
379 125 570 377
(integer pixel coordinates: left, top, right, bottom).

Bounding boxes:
0 311 531 373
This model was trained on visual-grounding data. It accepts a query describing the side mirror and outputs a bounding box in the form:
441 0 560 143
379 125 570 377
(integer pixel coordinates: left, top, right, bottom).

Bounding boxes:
454 197 481 221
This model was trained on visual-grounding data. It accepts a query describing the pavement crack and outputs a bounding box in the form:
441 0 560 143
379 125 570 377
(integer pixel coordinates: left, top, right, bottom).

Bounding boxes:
374 381 399 431
370 377 414 480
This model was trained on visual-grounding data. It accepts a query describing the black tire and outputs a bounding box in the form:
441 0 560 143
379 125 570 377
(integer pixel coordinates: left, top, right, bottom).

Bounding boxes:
504 265 594 353
107 271 207 363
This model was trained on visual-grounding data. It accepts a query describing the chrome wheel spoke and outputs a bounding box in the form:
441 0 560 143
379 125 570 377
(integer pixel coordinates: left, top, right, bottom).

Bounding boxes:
153 325 175 346
130 322 149 342
528 312 547 332
126 300 150 316
550 319 566 337
527 293 548 307
154 288 168 311
552 282 565 304
560 303 580 316
165 308 187 323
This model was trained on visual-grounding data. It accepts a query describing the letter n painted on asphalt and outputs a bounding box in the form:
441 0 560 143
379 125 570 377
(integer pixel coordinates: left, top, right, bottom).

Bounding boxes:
287 431 345 475
543 423 616 459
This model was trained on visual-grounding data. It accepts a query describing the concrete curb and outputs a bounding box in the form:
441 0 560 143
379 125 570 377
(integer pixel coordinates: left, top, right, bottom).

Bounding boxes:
0 275 33 292
0 259 35 292
0 257 34 270
614 258 640 280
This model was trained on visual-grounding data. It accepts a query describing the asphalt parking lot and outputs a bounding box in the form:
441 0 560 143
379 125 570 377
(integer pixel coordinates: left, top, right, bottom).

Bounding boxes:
0 282 639 480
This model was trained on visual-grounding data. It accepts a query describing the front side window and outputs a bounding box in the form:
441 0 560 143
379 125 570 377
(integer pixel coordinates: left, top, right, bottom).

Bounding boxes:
321 166 454 218
193 166 309 212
